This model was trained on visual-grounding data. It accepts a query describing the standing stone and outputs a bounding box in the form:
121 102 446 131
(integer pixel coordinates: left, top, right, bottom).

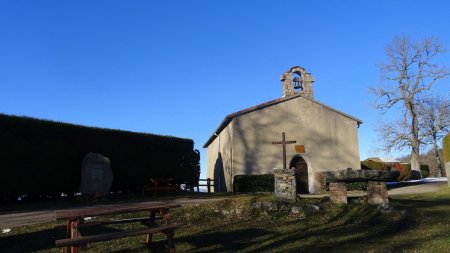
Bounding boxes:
329 182 347 204
443 133 450 186
79 153 113 196
367 181 388 205
272 168 297 202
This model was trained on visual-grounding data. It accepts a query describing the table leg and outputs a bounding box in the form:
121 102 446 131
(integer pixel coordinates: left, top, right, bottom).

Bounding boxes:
165 230 176 253
67 219 80 253
161 208 170 225
65 220 71 253
154 181 159 198
79 218 87 250
145 210 156 245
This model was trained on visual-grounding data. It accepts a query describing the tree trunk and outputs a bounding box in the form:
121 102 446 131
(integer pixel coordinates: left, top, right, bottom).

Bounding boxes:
410 149 421 172
433 136 446 177
409 102 421 172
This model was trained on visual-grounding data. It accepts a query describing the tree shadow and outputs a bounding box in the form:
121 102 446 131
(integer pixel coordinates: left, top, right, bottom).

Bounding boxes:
0 227 56 253
174 197 450 252
213 153 226 192
177 227 273 252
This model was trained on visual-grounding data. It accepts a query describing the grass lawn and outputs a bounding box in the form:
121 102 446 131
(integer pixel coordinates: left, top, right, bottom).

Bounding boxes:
1 186 449 253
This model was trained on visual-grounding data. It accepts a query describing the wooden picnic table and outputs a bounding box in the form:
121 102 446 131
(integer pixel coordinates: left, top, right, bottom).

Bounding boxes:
54 202 185 253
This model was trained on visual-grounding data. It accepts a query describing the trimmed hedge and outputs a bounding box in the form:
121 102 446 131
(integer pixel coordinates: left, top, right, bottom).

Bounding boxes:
388 163 428 181
391 163 411 181
361 160 388 170
233 174 274 192
0 114 200 201
420 164 430 178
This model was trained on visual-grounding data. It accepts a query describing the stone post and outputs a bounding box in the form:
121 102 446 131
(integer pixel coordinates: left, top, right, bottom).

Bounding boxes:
329 182 347 204
272 168 297 202
367 181 388 205
443 133 450 186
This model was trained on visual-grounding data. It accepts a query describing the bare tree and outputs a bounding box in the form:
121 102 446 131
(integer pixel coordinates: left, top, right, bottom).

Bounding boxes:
371 36 449 172
418 96 450 176
377 115 410 153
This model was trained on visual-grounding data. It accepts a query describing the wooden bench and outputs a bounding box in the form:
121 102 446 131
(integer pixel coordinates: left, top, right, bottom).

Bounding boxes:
144 178 180 197
184 178 216 193
54 203 186 253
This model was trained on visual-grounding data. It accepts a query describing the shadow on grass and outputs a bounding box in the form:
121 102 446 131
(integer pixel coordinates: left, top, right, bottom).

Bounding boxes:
172 212 419 253
178 227 274 253
174 197 450 253
0 227 56 253
0 224 131 253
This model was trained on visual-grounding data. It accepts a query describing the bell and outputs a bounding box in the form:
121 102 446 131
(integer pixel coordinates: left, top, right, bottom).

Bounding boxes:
293 77 302 89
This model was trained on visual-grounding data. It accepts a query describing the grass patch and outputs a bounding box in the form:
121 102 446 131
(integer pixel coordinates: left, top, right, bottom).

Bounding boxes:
1 187 450 252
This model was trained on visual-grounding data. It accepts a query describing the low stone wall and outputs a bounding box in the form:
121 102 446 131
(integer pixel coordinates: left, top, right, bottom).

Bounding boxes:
320 169 399 183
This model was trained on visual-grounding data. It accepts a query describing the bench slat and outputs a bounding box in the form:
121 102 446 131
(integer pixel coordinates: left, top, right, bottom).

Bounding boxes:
55 223 186 247
54 216 164 230
55 203 181 220
145 186 179 190
150 179 176 182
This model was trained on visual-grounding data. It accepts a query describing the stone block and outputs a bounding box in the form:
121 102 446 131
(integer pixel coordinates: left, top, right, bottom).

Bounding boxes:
446 162 450 187
329 182 347 204
272 168 297 202
368 181 388 205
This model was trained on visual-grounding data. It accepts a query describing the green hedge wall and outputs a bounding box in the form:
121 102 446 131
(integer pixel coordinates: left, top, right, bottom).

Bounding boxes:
233 174 274 192
0 114 200 200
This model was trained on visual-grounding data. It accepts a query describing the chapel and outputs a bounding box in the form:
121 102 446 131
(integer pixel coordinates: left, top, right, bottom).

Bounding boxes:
203 66 362 193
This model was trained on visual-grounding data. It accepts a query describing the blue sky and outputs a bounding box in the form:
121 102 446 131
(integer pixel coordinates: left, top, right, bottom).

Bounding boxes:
1 1 449 178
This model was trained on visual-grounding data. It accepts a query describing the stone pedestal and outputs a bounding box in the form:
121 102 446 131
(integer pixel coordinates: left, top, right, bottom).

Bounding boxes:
368 181 388 205
79 153 113 197
446 162 450 187
443 133 449 186
329 182 347 204
272 168 297 202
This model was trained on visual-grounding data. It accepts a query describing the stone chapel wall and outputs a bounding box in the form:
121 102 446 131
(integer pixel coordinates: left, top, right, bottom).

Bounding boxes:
231 96 360 193
206 123 234 192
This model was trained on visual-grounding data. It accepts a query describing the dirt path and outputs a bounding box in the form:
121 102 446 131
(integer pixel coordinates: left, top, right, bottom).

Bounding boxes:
1 181 447 230
387 181 446 195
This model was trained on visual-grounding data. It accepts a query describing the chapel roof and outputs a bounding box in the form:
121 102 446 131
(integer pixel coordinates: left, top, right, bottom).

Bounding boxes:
203 94 363 148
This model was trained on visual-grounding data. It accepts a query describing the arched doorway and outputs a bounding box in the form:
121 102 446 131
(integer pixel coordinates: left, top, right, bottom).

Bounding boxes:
289 155 309 194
